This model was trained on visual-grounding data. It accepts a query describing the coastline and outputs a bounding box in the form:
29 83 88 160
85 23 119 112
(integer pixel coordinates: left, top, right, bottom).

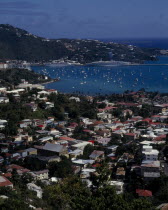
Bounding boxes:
40 78 60 85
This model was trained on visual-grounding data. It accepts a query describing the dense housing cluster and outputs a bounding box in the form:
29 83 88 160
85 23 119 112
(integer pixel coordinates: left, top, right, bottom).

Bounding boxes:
0 72 167 209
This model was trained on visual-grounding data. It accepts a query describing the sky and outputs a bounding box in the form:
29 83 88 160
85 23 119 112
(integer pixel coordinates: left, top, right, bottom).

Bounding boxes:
0 0 167 39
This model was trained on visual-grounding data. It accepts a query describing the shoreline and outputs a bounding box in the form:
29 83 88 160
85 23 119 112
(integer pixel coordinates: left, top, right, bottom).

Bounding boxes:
40 78 60 85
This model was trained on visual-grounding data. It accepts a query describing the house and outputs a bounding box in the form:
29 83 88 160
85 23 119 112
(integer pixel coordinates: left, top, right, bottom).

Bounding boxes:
6 164 30 175
0 120 7 126
136 189 152 197
39 136 54 143
156 203 168 210
122 109 133 117
141 160 160 180
0 63 9 69
72 159 95 168
69 149 83 158
96 138 111 146
142 145 159 161
80 168 96 179
27 183 43 198
0 147 8 153
49 129 61 137
0 133 5 139
59 136 75 141
97 112 112 121
89 150 104 161
71 141 92 151
0 97 9 104
25 102 38 112
69 96 80 102
33 119 45 127
124 133 137 141
21 134 33 142
47 89 58 95
0 156 4 164
36 155 61 164
38 143 68 157
25 148 37 156
109 181 124 194
107 145 118 153
17 150 28 158
112 129 126 138
17 83 44 90
45 102 54 109
116 167 125 180
30 169 49 180
96 129 111 137
0 87 7 93
154 104 168 113
0 176 13 188
11 153 21 160
19 119 32 128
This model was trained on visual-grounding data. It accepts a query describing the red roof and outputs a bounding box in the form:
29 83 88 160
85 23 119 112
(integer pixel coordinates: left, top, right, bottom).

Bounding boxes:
6 164 23 170
142 118 152 122
152 115 160 118
98 106 117 112
37 125 45 128
93 121 104 125
0 176 13 187
117 102 138 107
92 163 102 168
88 140 95 144
110 157 116 160
59 136 75 141
3 173 12 178
136 189 152 197
113 128 121 131
70 122 78 127
155 134 166 141
149 122 161 125
4 153 11 157
83 129 92 133
125 133 135 136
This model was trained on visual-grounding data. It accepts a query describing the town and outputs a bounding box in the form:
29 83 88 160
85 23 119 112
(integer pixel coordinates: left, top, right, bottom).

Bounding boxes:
0 71 168 209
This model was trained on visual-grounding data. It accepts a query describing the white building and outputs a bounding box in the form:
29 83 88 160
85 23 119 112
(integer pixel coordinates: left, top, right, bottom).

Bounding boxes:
109 181 124 194
45 102 54 109
69 96 80 102
0 97 9 104
0 63 8 69
39 136 54 142
141 160 160 180
142 145 159 161
27 183 43 198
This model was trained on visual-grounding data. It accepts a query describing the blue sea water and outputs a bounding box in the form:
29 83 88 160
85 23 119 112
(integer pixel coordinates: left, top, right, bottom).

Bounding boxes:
101 38 168 49
32 56 168 95
31 38 168 95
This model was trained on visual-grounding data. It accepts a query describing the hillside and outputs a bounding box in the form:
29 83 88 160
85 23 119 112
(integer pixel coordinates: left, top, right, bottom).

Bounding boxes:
0 68 52 86
0 24 160 64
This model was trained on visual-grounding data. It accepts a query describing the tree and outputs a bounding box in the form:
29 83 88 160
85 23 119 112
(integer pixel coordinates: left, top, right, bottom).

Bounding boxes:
43 176 91 210
91 163 111 188
155 183 168 204
24 156 46 171
49 156 73 178
0 198 31 210
81 144 94 159
131 199 153 210
11 168 20 185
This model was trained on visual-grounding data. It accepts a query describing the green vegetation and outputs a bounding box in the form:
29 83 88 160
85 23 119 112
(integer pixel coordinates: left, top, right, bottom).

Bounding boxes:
43 176 153 210
0 68 51 86
0 24 159 64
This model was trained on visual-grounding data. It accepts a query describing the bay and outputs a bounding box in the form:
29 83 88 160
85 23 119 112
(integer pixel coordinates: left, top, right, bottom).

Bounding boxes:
32 56 168 95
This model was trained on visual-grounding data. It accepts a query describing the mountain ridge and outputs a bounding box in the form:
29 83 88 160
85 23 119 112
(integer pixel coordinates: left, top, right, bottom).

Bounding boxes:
0 24 159 64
